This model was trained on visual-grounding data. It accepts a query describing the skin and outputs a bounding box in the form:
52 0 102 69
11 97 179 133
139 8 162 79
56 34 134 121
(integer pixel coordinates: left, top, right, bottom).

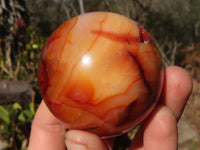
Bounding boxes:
28 66 193 150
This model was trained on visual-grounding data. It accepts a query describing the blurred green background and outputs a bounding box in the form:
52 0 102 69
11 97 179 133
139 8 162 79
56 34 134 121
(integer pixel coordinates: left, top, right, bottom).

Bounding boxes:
0 0 200 149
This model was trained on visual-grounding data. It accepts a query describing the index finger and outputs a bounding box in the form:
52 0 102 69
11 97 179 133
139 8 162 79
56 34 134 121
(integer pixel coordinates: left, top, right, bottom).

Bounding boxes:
159 66 193 120
28 101 67 150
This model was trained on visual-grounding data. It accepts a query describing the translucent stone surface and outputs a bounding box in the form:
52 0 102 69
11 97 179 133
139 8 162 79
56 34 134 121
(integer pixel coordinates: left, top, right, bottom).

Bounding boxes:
38 12 163 137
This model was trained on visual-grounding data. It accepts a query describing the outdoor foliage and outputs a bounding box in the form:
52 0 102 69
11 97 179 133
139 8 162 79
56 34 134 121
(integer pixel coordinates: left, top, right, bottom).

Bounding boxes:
0 0 200 149
0 102 38 150
0 0 29 80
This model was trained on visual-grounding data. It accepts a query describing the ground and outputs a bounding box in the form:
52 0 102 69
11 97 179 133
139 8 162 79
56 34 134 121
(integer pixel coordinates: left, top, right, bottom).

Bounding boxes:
178 46 200 150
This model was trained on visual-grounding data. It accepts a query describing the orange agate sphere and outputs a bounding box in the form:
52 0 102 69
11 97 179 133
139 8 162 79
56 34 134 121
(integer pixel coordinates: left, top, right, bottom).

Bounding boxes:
38 12 163 137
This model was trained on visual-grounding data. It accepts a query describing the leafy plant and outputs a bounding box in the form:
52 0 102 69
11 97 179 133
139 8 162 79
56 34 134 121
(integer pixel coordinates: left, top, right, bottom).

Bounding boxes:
0 102 38 150
20 26 47 84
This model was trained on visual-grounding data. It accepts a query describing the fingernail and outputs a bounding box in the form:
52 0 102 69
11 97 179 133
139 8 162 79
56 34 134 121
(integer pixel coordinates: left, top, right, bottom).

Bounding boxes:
65 140 87 150
65 131 87 150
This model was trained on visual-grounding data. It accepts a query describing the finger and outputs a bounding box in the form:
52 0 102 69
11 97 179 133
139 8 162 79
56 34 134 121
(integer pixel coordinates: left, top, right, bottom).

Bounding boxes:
129 106 178 150
143 106 178 150
28 100 67 150
159 66 193 119
65 130 109 150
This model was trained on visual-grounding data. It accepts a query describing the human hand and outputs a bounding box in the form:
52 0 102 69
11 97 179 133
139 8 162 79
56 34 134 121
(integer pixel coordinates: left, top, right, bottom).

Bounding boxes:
28 66 192 150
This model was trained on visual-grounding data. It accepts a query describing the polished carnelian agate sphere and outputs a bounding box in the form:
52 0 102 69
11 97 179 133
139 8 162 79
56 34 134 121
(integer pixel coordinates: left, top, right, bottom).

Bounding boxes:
38 12 163 137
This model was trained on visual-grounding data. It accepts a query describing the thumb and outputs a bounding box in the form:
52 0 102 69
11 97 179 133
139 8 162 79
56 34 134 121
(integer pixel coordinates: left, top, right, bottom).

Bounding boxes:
65 130 109 150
